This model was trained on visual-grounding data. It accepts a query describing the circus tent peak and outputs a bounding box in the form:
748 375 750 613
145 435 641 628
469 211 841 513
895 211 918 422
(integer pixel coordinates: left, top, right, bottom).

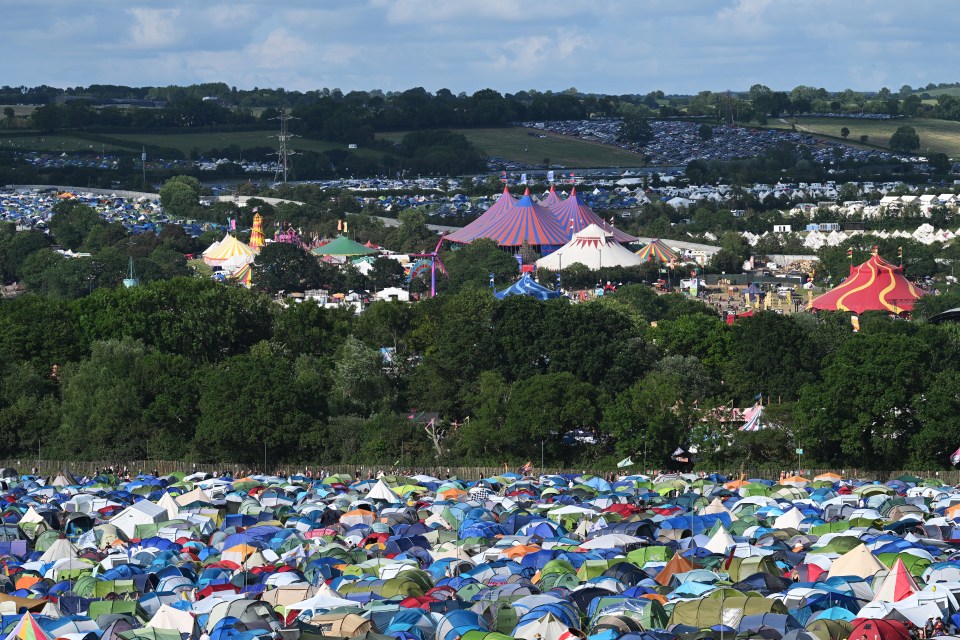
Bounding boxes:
536 224 643 271
540 184 561 208
810 252 924 314
445 187 517 245
549 187 638 244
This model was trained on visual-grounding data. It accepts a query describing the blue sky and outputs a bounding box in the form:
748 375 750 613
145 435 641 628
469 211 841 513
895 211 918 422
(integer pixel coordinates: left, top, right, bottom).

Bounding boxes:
3 0 955 95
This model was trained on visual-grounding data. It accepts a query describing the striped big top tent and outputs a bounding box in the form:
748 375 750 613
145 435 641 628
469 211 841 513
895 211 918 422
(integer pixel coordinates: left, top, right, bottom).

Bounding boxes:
445 187 518 245
540 184 561 209
202 234 257 268
477 194 571 249
636 238 679 263
810 252 924 314
549 187 638 244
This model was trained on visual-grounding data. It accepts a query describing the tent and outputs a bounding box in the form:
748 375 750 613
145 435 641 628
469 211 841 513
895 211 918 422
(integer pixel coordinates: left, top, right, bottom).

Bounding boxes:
202 234 257 269
4 612 54 640
810 252 924 314
450 194 569 250
540 185 561 209
446 188 518 245
635 239 679 263
495 274 562 301
311 235 379 258
548 187 638 243
535 224 644 271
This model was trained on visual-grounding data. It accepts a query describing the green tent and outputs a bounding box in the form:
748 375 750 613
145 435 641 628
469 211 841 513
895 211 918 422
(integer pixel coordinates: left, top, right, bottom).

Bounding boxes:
669 595 787 628
312 235 378 257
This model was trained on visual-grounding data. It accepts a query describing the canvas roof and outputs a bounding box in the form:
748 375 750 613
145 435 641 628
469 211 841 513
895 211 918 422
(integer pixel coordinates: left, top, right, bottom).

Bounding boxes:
810 252 924 314
311 235 378 257
535 224 643 271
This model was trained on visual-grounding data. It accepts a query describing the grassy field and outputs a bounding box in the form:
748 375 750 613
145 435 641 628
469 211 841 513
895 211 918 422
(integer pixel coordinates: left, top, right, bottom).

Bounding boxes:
766 116 960 157
911 86 960 98
379 127 646 168
0 128 384 159
107 131 383 158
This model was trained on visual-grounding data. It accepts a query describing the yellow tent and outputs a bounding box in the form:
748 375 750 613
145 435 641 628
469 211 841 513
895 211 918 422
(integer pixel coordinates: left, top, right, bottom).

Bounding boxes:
203 234 257 268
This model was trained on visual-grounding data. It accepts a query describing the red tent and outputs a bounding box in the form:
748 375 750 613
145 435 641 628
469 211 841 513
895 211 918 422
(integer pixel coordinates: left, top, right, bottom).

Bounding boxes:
849 618 910 640
810 252 924 314
540 184 561 208
548 187 638 243
445 187 517 244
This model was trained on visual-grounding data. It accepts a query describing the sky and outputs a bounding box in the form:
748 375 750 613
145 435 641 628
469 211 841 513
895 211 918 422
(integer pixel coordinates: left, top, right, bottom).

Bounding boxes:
3 0 957 96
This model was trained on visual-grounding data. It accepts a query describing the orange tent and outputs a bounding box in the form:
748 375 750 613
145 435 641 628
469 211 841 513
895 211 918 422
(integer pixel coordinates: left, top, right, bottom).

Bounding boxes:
655 553 701 586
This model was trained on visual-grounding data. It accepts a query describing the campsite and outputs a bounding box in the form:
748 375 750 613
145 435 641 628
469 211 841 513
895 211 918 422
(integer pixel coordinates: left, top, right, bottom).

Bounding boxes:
0 468 958 640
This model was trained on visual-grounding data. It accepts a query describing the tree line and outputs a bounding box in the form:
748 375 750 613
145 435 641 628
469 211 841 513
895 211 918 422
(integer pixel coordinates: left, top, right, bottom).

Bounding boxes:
3 240 960 470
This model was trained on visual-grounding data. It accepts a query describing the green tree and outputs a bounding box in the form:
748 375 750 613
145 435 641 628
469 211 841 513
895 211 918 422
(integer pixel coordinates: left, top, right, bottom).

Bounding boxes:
601 370 696 468
698 124 713 140
725 312 818 402
617 114 653 145
48 201 103 250
252 242 321 294
159 176 201 217
840 126 850 139
909 370 960 468
889 125 920 153
796 332 930 467
443 238 518 293
73 278 274 361
368 257 406 291
927 152 951 174
329 336 394 417
194 346 327 464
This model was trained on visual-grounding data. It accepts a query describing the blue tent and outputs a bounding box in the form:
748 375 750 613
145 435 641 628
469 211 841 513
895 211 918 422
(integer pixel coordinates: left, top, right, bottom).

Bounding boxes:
495 274 561 300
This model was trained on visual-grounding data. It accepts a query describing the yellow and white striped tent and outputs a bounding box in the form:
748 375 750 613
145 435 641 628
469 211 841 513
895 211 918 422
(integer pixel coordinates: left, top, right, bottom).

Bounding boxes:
202 234 257 269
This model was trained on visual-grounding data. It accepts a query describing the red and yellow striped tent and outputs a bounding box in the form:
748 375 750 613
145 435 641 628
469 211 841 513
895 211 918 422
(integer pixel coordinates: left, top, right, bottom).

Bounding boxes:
810 252 924 314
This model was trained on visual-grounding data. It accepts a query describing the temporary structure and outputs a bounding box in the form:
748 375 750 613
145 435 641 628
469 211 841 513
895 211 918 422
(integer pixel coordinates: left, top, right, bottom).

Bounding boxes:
549 187 638 243
310 235 378 258
635 239 679 263
249 213 265 250
535 224 643 271
446 187 517 245
202 234 257 269
810 252 924 314
495 274 562 300
448 192 568 250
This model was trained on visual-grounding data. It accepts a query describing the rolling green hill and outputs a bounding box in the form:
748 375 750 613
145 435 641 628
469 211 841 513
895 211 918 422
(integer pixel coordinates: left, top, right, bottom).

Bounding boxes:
766 116 960 157
379 127 646 168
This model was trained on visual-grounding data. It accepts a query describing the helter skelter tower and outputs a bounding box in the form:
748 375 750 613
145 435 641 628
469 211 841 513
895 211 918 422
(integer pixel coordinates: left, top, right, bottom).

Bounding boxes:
271 109 299 184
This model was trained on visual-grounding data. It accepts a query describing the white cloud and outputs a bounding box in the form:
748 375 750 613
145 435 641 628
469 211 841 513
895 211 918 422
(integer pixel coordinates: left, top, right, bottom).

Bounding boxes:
126 7 182 49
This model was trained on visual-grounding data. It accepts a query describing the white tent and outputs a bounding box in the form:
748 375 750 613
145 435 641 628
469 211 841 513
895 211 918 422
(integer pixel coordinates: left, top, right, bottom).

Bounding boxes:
110 500 168 539
536 224 643 271
367 480 402 504
146 604 199 637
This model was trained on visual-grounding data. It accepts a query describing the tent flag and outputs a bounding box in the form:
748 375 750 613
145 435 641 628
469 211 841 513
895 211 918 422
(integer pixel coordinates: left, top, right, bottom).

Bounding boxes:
617 457 634 468
951 446 960 466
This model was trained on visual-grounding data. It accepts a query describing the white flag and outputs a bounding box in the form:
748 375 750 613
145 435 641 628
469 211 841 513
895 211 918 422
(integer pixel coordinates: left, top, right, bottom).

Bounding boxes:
617 456 634 468
547 170 555 183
